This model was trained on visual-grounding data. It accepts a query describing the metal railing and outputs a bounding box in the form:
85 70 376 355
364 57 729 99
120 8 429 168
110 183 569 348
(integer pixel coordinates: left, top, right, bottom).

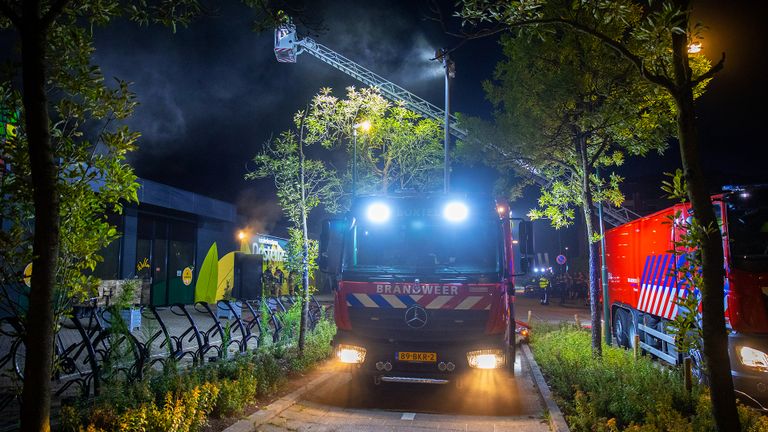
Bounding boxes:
0 295 327 413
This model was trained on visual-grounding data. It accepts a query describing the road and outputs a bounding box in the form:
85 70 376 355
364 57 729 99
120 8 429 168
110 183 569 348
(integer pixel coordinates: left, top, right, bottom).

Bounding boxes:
514 291 592 325
244 292 587 432
255 350 549 432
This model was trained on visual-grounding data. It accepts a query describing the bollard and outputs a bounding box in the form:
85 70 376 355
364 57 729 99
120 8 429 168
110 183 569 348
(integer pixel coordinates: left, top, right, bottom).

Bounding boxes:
574 314 581 328
528 310 532 324
684 357 693 394
633 334 640 359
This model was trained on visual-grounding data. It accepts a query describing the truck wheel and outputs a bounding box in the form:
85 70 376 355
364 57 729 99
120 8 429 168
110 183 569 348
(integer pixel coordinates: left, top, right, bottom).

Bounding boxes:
613 308 630 348
689 349 710 385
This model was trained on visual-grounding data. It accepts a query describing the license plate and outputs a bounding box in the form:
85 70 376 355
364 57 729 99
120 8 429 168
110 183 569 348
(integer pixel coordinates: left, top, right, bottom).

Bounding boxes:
397 351 437 362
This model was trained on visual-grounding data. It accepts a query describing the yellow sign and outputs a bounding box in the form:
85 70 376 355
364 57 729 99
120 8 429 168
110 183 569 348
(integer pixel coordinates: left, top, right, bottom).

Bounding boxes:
23 262 32 287
136 257 150 273
182 267 193 286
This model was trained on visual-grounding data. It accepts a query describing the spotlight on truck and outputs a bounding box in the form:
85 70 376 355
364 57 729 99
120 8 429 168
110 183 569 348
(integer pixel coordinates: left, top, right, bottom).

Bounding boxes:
366 202 391 223
443 201 468 222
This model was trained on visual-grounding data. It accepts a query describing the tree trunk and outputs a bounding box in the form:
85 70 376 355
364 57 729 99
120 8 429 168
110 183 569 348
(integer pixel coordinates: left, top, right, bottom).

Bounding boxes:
19 2 58 431
577 135 602 357
297 117 309 354
670 15 739 430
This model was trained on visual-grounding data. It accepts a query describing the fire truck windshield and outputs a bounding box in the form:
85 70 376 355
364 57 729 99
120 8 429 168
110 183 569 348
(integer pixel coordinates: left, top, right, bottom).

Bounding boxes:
726 188 768 271
342 217 501 275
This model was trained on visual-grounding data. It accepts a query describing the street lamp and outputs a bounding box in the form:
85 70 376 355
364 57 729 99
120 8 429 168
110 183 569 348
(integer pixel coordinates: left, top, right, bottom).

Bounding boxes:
352 120 371 196
596 167 611 346
435 48 455 193
688 42 702 54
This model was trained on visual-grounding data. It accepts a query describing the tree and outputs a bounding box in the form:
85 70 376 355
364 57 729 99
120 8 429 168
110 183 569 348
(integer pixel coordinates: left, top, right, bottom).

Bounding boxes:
458 0 737 428
0 1 301 429
462 25 676 356
246 114 341 353
304 87 444 194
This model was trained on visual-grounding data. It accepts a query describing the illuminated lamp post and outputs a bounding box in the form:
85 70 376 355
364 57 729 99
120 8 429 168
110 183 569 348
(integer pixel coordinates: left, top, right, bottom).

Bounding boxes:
688 42 702 54
596 167 611 346
435 48 455 193
352 120 371 196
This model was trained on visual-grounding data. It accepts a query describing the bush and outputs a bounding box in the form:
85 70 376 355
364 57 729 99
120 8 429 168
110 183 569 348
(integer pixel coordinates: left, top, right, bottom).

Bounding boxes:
80 382 219 432
531 328 768 432
65 315 336 431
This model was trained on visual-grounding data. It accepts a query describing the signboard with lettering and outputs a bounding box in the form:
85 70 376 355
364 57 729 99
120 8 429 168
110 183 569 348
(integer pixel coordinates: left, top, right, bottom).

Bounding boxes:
251 235 288 262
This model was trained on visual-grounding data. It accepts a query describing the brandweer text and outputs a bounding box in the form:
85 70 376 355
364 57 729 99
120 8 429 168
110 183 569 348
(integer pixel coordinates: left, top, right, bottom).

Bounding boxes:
375 284 458 295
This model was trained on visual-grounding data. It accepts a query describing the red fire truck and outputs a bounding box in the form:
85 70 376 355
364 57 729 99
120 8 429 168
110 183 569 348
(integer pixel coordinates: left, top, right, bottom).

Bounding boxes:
606 185 768 409
319 193 532 385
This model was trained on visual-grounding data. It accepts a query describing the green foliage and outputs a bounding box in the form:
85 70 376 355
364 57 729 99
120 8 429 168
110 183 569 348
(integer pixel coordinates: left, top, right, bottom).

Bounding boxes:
1 73 139 319
285 227 318 289
461 10 675 230
304 87 444 195
277 300 303 343
65 316 336 431
531 328 768 431
246 128 341 226
533 328 695 428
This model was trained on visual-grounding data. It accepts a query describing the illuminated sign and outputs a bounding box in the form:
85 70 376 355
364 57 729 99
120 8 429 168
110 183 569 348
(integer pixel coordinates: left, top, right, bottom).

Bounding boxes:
252 235 288 262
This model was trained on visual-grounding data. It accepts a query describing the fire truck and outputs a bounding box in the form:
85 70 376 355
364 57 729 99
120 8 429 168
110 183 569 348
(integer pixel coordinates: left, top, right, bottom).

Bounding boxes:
606 185 768 409
319 193 532 385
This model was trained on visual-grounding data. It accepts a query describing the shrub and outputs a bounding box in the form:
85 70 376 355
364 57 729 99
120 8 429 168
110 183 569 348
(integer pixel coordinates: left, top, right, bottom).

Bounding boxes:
66 316 336 431
531 327 768 431
81 382 219 432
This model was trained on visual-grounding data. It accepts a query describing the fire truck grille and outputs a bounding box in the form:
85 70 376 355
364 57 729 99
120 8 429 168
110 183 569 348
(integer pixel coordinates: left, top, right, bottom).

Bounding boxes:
348 308 489 342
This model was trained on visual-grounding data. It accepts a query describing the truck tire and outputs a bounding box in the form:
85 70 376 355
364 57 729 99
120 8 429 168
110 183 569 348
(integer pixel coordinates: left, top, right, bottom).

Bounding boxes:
689 349 709 385
613 308 631 348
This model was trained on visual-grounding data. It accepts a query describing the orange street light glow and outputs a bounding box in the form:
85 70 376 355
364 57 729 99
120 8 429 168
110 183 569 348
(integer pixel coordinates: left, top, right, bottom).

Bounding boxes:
688 42 702 54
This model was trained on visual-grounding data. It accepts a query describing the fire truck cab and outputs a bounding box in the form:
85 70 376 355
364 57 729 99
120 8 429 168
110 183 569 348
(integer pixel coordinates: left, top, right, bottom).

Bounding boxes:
319 193 532 385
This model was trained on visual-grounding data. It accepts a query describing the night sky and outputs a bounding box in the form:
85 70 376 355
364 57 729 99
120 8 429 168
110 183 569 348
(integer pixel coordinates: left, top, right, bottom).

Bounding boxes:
5 0 768 258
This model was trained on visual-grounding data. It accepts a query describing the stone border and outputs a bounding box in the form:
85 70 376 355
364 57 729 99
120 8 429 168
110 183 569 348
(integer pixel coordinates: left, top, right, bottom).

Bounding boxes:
222 370 335 432
522 344 570 432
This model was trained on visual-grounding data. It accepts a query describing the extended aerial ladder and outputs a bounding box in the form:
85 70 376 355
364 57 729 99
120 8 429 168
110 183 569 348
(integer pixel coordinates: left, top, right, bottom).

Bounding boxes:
273 23 640 226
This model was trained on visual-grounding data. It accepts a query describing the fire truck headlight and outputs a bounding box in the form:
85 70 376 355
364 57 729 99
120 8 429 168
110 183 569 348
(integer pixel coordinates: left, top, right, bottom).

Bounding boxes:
366 202 391 223
444 201 468 222
336 344 367 364
738 346 768 371
467 349 504 369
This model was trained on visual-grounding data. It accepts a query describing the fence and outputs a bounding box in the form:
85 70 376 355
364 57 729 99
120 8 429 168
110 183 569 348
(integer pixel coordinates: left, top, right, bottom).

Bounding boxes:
0 295 326 416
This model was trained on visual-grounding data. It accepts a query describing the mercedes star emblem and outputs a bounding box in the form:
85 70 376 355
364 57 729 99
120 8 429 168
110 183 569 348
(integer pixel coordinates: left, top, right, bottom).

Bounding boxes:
404 304 428 329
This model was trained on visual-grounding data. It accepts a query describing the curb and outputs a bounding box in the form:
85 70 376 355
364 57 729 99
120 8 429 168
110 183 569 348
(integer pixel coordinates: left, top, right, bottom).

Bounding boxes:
522 344 570 432
222 369 335 432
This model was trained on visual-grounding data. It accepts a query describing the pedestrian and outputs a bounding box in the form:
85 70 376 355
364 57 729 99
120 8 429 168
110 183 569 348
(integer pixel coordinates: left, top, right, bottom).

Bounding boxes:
539 274 550 305
557 274 567 305
274 266 284 296
566 273 576 300
263 265 276 297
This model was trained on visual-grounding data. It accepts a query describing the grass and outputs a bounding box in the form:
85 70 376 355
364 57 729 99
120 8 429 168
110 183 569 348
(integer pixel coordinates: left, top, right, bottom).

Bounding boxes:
529 325 768 432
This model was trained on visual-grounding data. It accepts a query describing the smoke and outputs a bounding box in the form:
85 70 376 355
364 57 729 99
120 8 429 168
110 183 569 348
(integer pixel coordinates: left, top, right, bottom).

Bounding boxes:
317 0 445 99
236 187 286 237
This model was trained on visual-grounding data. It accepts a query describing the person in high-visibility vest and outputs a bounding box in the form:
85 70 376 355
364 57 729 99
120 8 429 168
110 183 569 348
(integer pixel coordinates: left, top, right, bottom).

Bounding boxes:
539 275 550 305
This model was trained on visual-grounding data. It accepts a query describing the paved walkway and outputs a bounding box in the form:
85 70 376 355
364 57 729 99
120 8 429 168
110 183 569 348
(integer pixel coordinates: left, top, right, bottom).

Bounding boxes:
251 350 549 432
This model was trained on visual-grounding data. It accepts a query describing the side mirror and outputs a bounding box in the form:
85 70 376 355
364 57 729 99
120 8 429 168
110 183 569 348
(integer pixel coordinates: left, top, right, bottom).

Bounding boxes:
319 218 345 274
518 220 534 256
